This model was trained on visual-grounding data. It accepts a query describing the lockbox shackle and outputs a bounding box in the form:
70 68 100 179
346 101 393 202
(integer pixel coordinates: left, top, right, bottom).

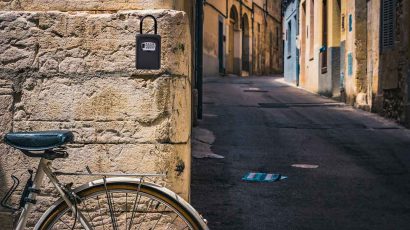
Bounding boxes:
140 15 158 35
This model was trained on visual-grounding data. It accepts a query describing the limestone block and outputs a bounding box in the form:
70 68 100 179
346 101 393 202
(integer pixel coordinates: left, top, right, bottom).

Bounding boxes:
0 0 174 11
0 10 191 76
12 75 189 144
168 76 191 143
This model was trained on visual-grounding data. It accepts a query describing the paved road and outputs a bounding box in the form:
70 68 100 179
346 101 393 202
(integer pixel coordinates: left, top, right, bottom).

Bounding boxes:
191 76 410 230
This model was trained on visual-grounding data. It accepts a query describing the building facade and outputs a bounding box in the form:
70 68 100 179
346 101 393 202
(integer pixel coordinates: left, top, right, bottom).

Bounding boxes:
296 0 410 127
0 0 197 227
297 0 342 96
203 0 283 77
283 0 299 85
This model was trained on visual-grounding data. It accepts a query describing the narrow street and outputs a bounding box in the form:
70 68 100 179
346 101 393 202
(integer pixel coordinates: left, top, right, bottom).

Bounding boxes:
191 76 410 230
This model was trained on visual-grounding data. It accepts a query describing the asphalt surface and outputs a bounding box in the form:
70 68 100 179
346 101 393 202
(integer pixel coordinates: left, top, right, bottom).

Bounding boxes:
191 76 410 230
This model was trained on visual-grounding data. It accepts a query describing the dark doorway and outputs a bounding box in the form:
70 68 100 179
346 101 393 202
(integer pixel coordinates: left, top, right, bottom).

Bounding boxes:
228 6 240 75
242 14 250 72
218 20 224 74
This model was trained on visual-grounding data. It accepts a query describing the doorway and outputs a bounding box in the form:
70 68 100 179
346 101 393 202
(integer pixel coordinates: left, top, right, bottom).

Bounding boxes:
218 20 224 74
227 6 240 75
242 14 250 73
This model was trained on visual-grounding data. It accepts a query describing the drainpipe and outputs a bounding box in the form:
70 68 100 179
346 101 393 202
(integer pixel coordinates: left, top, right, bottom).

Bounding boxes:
195 0 204 119
265 0 268 24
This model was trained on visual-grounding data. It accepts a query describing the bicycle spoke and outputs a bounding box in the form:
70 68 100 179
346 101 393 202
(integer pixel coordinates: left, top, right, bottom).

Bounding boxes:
125 193 128 230
150 203 168 229
128 182 143 230
165 215 179 230
83 199 96 230
110 192 118 228
136 199 154 230
103 177 118 230
108 193 119 230
58 218 72 228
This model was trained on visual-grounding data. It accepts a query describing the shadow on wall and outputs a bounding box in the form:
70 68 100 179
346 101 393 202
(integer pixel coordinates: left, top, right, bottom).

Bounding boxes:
0 81 13 206
0 79 22 229
0 154 7 200
0 147 17 229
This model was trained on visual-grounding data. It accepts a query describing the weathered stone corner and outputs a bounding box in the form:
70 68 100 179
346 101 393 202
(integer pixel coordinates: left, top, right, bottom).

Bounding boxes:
0 8 193 228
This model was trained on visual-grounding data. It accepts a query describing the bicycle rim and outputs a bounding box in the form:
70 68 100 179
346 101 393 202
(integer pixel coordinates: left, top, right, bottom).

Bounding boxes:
36 182 204 230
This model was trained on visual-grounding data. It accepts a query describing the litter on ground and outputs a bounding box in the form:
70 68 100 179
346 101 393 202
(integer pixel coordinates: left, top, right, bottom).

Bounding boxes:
242 172 287 182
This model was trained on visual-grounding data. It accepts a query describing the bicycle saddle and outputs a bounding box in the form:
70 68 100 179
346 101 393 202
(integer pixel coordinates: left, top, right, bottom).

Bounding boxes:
4 130 74 151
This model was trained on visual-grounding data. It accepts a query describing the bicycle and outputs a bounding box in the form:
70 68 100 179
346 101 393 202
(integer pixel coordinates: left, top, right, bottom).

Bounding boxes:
1 130 209 230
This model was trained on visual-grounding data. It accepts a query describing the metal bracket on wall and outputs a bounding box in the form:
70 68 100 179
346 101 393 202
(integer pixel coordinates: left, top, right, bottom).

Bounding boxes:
175 160 185 176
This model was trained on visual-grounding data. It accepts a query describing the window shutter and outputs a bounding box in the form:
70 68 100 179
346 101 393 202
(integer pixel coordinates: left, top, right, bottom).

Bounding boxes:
381 0 396 50
348 53 353 76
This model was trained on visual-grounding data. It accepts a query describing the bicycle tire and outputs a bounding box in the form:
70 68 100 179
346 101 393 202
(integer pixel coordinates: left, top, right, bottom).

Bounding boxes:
35 177 208 230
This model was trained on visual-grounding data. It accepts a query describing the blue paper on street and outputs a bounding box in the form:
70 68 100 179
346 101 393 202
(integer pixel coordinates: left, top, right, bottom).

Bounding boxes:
242 172 287 182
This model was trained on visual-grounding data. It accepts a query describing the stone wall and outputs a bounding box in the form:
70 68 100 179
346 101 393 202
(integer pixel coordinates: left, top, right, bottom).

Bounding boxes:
0 0 174 11
379 0 410 125
0 9 192 228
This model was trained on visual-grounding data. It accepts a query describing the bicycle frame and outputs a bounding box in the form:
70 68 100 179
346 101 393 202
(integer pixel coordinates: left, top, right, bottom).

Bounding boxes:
15 158 93 230
14 158 165 230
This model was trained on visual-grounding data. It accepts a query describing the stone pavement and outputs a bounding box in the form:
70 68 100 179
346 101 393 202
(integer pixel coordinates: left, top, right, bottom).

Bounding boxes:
191 76 410 230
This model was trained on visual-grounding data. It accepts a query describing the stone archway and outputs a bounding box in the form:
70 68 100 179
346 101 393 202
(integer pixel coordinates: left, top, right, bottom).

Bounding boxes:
227 6 240 75
242 14 250 73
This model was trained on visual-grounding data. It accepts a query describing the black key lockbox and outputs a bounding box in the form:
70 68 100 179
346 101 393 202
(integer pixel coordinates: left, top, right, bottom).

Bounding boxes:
136 15 161 70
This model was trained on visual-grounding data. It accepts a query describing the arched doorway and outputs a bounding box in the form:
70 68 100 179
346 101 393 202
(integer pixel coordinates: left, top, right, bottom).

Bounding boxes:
228 6 240 75
242 14 250 73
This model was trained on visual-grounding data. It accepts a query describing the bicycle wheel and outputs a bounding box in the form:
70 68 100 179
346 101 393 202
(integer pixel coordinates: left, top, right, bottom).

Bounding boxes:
35 177 208 230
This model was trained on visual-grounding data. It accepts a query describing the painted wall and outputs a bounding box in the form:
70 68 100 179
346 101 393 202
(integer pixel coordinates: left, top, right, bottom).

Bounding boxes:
321 0 341 97
298 0 410 126
203 3 224 77
284 0 299 84
202 0 283 77
299 0 342 96
252 0 283 75
299 0 319 92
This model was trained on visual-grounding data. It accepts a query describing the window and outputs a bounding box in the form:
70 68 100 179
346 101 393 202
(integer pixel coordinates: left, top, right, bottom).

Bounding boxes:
348 53 353 76
288 21 292 57
381 0 396 50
